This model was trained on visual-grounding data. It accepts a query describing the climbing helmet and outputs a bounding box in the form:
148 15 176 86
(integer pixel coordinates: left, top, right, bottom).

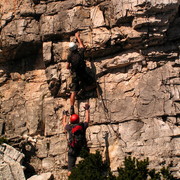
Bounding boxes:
69 42 77 51
70 114 80 124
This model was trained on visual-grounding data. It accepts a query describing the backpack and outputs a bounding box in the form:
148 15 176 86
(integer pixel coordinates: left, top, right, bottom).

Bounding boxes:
68 49 86 72
68 124 85 150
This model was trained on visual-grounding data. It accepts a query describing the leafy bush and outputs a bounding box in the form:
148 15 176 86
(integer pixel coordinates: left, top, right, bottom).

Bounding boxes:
69 150 115 180
69 152 177 180
161 167 176 180
117 157 177 180
117 157 149 180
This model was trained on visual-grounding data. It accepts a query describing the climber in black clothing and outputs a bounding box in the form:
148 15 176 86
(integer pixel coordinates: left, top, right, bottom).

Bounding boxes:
66 31 96 114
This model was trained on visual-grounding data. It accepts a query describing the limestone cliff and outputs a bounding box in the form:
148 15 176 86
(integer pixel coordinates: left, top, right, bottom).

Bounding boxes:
0 0 180 179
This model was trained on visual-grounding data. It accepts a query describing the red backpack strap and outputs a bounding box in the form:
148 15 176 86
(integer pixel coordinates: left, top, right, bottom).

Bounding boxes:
71 125 83 133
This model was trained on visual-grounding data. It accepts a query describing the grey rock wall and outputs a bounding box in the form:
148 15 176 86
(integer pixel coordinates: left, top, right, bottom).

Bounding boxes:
0 143 25 180
0 0 180 179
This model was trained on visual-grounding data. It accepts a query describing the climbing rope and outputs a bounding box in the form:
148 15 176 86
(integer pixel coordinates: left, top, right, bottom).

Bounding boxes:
65 1 129 151
86 24 124 142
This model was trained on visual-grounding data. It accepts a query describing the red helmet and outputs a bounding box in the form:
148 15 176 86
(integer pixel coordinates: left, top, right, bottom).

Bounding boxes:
70 114 79 124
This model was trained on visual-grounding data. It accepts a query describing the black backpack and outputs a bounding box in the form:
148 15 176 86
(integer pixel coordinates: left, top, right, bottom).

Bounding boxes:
68 50 86 72
68 123 85 150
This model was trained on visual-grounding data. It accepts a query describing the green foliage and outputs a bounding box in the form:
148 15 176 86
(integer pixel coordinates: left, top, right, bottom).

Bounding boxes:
69 150 115 180
0 136 8 145
69 152 177 180
117 157 149 180
117 157 177 180
148 169 161 180
161 167 177 180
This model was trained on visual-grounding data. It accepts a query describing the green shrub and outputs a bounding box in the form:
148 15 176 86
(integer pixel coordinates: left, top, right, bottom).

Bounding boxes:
69 152 177 180
148 169 161 180
117 156 177 180
69 150 115 180
161 167 176 180
117 157 149 180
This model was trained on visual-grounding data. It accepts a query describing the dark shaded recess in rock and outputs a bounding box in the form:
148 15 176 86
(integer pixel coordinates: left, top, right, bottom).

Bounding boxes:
116 16 134 27
32 0 40 5
7 42 43 74
21 142 36 179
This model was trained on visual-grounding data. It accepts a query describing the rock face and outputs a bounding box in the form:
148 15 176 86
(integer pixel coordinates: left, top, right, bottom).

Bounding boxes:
0 143 25 180
0 0 180 179
27 172 53 180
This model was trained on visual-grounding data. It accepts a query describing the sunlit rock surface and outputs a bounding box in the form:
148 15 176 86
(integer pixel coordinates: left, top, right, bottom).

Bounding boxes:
0 0 180 179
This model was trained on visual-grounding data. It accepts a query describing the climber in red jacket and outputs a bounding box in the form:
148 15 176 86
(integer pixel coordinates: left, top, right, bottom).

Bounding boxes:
62 104 90 176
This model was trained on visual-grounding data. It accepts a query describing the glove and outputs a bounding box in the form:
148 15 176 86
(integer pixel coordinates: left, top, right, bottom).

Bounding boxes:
84 104 90 110
63 110 69 116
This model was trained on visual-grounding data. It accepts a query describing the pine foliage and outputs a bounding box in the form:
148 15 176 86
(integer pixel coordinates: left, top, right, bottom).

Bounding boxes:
69 152 177 180
117 157 149 180
69 150 115 180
